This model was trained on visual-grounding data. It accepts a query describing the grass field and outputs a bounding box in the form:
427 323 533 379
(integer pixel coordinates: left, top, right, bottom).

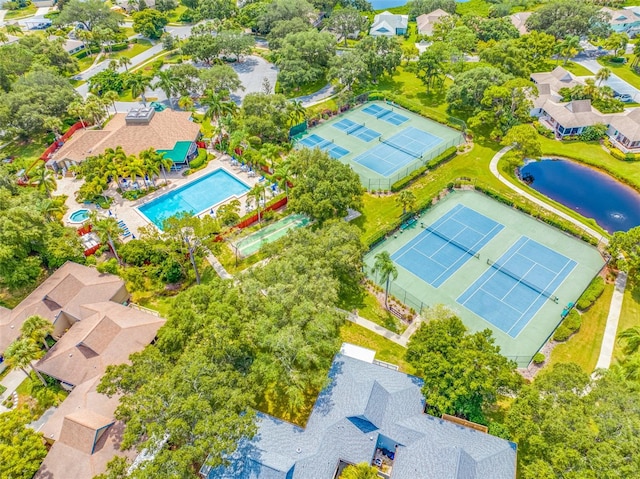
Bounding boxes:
597 56 640 91
548 283 613 373
4 4 37 20
340 321 414 374
339 288 405 334
107 39 154 60
613 283 640 363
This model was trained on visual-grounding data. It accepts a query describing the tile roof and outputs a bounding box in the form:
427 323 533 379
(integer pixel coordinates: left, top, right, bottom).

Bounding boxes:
203 354 516 479
52 110 201 163
0 262 126 354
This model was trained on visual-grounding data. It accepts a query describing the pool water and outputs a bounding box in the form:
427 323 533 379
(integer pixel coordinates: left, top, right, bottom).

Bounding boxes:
139 169 250 229
69 209 90 223
521 159 640 232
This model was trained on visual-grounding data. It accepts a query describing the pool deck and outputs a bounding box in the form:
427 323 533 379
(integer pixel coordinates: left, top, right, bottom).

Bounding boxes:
57 152 262 237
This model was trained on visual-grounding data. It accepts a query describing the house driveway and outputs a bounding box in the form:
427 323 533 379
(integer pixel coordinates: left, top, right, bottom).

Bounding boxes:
573 58 640 101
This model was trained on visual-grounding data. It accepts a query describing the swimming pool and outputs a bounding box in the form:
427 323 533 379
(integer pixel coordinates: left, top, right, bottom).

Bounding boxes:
138 169 250 229
69 209 90 224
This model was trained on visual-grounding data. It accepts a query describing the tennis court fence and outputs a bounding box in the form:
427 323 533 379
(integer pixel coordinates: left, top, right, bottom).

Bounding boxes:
365 137 461 191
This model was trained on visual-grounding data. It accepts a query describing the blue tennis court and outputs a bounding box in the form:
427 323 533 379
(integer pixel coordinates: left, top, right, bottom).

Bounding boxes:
298 133 350 159
332 118 380 142
362 104 409 125
391 205 504 288
457 237 577 338
353 127 444 177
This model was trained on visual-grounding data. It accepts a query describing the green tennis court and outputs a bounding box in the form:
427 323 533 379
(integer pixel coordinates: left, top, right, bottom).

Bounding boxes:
365 191 605 367
295 101 464 190
236 213 310 257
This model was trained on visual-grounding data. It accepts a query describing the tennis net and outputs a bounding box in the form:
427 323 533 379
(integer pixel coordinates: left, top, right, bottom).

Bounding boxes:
425 226 480 259
486 259 559 303
346 123 364 135
376 108 392 119
317 139 333 149
381 138 422 159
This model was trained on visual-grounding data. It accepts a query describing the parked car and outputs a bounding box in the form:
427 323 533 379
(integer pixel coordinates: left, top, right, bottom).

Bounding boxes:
616 93 634 103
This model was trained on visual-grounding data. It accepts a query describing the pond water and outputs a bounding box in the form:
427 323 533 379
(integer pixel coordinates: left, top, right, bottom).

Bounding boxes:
520 158 640 233
370 0 468 9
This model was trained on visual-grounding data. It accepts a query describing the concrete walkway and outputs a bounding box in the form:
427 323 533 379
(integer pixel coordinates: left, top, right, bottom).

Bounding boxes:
489 146 608 245
595 271 628 369
0 368 27 413
0 10 7 26
205 250 233 280
345 311 407 346
294 84 336 107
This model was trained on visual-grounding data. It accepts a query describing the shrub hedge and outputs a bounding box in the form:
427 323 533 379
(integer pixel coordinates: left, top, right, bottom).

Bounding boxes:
553 309 582 342
576 276 605 311
390 147 457 192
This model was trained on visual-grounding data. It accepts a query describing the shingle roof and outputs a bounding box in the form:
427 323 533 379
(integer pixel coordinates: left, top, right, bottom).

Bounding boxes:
416 9 451 35
35 301 165 386
509 12 532 35
370 11 408 35
601 7 640 26
609 108 640 141
52 110 200 163
204 354 516 479
0 262 126 354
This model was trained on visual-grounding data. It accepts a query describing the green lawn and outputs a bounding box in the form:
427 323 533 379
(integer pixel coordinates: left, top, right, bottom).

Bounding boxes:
339 288 406 333
613 282 640 363
455 0 491 17
107 39 154 60
4 4 37 20
278 77 328 99
167 4 188 23
538 135 640 190
75 53 98 73
548 282 613 373
0 137 49 171
340 321 414 374
597 56 640 91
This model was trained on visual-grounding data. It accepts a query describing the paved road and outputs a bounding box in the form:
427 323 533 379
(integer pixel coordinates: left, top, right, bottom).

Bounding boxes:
573 58 640 102
294 83 336 107
74 24 195 98
595 271 628 369
229 55 278 103
489 146 608 245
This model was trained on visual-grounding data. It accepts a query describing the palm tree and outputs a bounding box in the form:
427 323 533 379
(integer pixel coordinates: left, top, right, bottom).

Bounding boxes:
556 35 582 65
103 90 119 113
91 213 123 264
139 149 161 187
68 100 88 127
5 23 22 36
201 90 237 147
583 78 600 100
21 315 54 351
619 327 640 356
154 70 177 108
178 96 194 112
273 161 293 198
36 198 65 222
127 73 153 106
250 183 266 222
31 165 57 198
288 99 307 127
4 338 47 386
43 117 63 139
395 190 416 215
0 31 8 44
372 251 398 309
118 56 131 72
123 157 144 189
102 146 127 189
595 67 611 86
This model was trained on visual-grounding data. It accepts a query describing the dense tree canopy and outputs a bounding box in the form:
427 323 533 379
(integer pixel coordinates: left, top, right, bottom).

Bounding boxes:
132 9 169 39
288 148 364 224
525 0 610 39
608 226 640 282
98 221 364 476
507 363 640 478
256 0 315 34
407 314 522 423
407 0 457 19
446 66 510 111
0 409 48 479
56 0 122 32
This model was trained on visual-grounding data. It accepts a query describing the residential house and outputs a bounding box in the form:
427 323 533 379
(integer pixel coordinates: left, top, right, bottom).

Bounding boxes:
601 7 640 37
509 11 532 35
416 9 451 36
2 262 169 479
46 108 201 173
530 66 640 151
370 11 408 37
201 345 517 479
0 262 127 356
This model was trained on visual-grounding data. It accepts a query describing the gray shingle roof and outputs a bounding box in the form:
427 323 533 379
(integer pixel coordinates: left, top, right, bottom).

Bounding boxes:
203 355 516 479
